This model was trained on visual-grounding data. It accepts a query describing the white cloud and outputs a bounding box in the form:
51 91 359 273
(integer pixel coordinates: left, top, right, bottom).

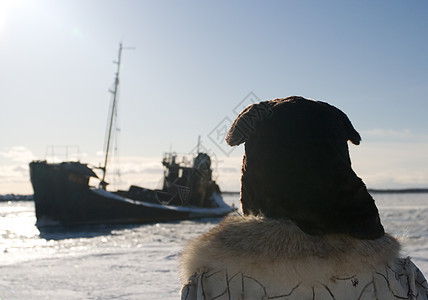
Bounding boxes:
1 143 425 194
96 150 105 157
361 129 428 143
0 163 32 194
0 147 35 194
351 129 428 188
350 141 428 189
0 146 36 163
0 164 29 183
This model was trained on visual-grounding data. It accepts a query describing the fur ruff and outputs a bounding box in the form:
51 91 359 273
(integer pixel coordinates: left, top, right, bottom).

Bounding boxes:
180 215 400 286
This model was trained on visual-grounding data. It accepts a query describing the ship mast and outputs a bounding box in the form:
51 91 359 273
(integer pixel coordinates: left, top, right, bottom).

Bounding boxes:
100 43 124 190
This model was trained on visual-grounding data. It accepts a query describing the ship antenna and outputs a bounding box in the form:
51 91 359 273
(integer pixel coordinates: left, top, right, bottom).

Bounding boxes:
100 43 134 189
197 135 201 154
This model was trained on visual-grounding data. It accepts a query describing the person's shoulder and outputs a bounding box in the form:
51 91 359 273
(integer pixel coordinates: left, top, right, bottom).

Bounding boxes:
179 215 401 283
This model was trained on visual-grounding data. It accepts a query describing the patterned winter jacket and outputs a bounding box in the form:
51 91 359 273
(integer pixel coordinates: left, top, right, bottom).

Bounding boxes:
180 215 428 300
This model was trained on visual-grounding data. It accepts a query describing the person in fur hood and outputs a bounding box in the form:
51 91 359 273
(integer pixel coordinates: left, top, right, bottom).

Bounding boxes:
180 96 428 299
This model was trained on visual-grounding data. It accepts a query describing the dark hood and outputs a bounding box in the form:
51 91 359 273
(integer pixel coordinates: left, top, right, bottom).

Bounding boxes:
226 96 384 239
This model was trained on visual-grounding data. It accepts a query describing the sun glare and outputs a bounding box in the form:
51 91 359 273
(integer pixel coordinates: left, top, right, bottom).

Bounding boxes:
0 0 30 37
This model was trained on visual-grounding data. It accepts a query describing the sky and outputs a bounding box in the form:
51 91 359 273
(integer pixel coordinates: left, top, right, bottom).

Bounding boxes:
1 0 428 194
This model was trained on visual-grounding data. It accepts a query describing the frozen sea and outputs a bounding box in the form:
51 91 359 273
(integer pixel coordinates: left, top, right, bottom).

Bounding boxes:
1 193 427 299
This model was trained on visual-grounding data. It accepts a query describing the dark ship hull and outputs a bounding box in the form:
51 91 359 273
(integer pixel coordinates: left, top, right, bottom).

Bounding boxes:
30 158 234 226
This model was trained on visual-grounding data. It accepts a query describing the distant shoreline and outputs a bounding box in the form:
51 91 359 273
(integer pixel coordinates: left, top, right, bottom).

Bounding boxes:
223 188 428 195
0 194 34 201
367 188 428 194
1 188 428 202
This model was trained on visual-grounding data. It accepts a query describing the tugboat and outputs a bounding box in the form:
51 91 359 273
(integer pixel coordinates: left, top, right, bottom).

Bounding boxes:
29 44 234 226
